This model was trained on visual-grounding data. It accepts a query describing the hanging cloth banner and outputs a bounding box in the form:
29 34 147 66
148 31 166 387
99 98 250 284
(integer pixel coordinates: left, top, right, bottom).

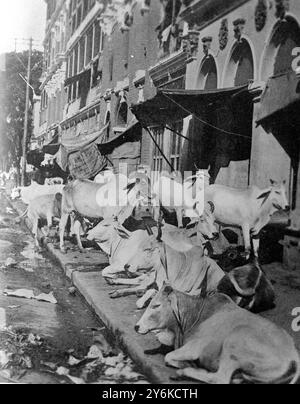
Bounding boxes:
68 143 107 179
62 123 109 153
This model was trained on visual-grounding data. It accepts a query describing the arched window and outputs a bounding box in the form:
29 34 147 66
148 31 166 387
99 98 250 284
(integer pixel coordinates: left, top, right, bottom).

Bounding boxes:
116 100 128 127
197 56 218 90
261 17 300 81
224 39 254 87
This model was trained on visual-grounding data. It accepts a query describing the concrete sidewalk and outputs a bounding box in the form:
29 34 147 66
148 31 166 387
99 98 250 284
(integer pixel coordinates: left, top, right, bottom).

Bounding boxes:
7 195 180 384
6 194 300 383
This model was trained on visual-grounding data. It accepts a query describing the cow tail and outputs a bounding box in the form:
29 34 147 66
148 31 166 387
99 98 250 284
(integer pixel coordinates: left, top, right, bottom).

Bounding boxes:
289 357 300 385
15 208 28 220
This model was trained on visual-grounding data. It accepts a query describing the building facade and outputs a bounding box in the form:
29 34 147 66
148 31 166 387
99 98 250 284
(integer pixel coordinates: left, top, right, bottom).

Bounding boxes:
39 0 300 226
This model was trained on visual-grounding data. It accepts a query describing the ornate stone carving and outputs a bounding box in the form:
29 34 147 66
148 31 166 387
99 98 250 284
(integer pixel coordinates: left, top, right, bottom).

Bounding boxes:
202 36 213 57
182 25 201 60
219 19 229 51
275 0 290 20
233 18 246 42
255 0 267 32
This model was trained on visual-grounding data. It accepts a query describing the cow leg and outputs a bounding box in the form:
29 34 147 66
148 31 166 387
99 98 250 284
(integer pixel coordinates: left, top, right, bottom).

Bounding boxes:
136 289 157 309
165 342 200 369
107 276 146 286
176 208 183 228
59 213 69 253
32 218 41 252
177 359 238 385
109 285 146 299
241 223 251 258
73 220 84 252
252 235 260 258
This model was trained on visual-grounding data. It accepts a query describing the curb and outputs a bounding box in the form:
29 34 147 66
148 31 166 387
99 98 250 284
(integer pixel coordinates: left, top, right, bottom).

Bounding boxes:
5 194 179 384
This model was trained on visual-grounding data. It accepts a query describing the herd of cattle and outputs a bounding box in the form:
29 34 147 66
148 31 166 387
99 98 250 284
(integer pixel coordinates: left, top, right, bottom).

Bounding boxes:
10 169 300 384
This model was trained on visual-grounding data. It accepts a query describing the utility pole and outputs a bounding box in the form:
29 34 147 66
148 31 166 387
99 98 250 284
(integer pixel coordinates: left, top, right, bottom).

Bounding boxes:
21 37 33 186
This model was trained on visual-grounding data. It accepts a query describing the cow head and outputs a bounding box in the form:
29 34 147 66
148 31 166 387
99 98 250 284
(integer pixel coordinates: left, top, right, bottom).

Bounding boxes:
258 180 290 212
270 180 290 212
196 203 218 240
135 282 176 335
123 235 160 275
87 219 117 255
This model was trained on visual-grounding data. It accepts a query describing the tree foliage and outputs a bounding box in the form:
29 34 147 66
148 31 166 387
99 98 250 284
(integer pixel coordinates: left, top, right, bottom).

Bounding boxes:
0 50 43 176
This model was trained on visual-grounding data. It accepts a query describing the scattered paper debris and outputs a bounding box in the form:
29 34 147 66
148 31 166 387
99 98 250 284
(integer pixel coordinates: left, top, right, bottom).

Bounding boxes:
21 247 44 261
35 292 57 304
87 345 103 360
104 354 124 367
68 375 86 385
68 287 76 296
0 308 6 330
68 356 82 367
27 334 42 346
5 258 17 268
56 366 69 376
0 350 11 368
4 289 57 304
4 289 34 299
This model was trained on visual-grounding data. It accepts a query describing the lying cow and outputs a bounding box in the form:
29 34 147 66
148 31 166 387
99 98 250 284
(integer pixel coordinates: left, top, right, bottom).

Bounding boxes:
205 180 289 258
59 174 149 253
27 193 62 250
45 177 64 186
88 203 218 279
136 284 300 384
217 262 275 313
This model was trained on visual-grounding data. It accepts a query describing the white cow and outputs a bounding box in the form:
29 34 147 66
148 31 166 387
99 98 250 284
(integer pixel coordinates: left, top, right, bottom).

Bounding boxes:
17 181 64 205
205 180 290 257
59 174 150 253
152 171 207 228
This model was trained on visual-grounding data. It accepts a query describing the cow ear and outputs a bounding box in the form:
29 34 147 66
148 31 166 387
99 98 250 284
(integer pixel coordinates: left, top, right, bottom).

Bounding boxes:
207 201 215 214
124 179 137 193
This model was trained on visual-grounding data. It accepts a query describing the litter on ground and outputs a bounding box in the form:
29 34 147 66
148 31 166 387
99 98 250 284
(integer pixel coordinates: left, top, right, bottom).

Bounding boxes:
3 289 58 305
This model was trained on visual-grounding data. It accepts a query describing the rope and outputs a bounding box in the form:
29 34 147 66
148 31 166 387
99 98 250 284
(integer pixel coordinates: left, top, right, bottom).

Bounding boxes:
144 126 175 172
163 92 252 141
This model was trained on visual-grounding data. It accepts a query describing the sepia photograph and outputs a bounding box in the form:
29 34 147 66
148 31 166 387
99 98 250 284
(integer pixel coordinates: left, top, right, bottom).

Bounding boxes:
0 0 299 388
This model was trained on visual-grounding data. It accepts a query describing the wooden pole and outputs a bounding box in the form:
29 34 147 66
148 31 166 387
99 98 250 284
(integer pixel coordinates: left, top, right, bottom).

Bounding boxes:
21 38 33 186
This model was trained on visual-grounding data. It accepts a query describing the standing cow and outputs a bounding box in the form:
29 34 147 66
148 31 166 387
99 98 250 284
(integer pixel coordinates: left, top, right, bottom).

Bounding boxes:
59 174 150 253
27 193 62 250
152 171 206 228
205 180 289 258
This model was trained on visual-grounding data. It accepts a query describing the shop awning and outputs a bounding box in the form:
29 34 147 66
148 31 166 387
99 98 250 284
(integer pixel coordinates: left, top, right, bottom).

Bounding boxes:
62 123 109 153
257 71 300 125
43 134 60 155
97 120 142 155
131 85 253 127
27 149 45 168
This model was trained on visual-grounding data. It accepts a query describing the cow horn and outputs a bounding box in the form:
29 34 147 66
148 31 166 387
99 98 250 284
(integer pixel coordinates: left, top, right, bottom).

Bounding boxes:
207 201 215 214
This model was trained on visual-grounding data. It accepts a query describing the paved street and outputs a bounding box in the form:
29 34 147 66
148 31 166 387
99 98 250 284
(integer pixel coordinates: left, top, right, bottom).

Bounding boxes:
0 191 147 384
